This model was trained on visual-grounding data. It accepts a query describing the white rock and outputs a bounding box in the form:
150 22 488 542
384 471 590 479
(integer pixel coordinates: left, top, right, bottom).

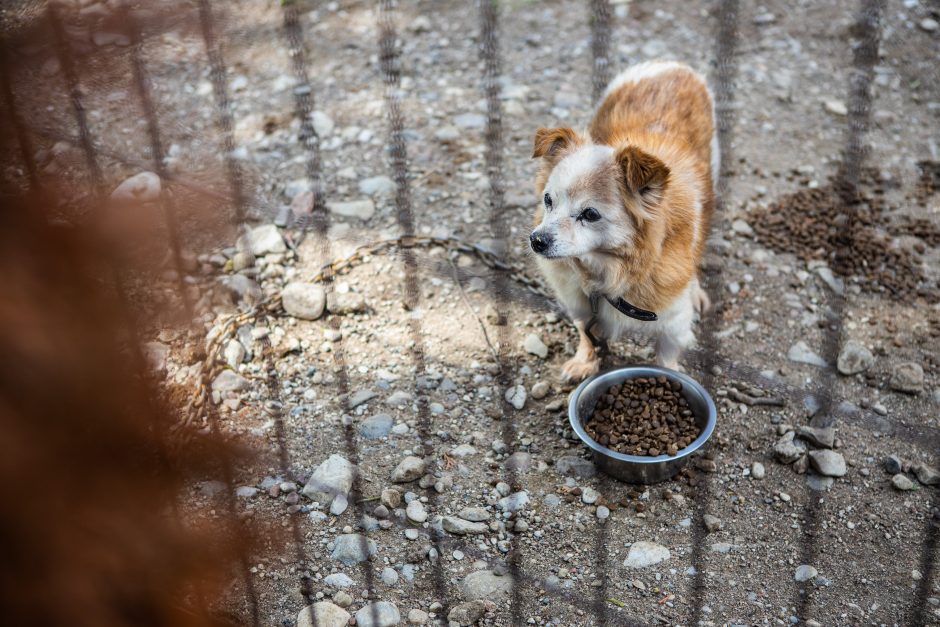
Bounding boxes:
824 99 848 116
311 110 334 137
497 491 529 513
406 500 427 523
919 18 938 32
523 333 548 358
281 282 327 320
212 369 250 393
449 444 477 458
391 456 426 483
787 341 828 367
442 516 488 535
302 454 356 506
837 340 873 375
504 384 526 410
751 462 766 479
110 171 161 202
327 199 375 220
247 224 286 256
323 573 355 588
223 339 246 368
359 175 396 196
530 381 550 400
297 602 351 627
794 564 818 582
355 602 400 627
623 541 671 568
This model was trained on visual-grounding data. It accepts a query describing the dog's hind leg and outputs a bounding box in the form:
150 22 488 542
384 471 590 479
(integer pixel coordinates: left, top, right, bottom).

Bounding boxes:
561 319 601 382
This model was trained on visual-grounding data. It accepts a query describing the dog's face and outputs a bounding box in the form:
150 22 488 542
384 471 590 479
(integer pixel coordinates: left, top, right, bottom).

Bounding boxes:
530 127 670 260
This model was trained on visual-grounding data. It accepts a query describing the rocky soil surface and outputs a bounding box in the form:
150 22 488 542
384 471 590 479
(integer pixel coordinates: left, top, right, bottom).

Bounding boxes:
2 0 940 625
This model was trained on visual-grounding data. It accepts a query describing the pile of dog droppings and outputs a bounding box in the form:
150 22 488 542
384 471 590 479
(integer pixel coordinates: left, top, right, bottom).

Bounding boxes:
584 376 701 457
750 171 940 303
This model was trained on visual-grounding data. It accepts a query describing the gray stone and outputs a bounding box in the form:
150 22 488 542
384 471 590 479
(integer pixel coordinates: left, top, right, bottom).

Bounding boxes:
556 456 597 478
219 274 262 305
824 99 848 116
919 17 939 32
454 113 486 129
447 600 487 626
504 384 526 410
302 454 356 505
788 341 827 367
323 573 355 588
386 390 413 407
530 381 550 400
406 500 427 523
311 110 334 136
359 175 396 196
281 282 327 320
796 425 835 449
355 601 400 627
331 533 377 565
459 570 514 601
360 414 394 439
773 431 807 464
329 493 348 516
212 370 250 393
297 602 350 627
623 541 670 568
814 266 844 294
751 462 766 479
381 488 401 508
449 444 477 458
442 516 488 535
223 339 246 369
144 341 169 373
884 455 903 474
596 505 610 520
407 609 429 625
247 224 286 256
458 507 491 522
794 565 817 582
837 341 873 375
703 515 722 532
235 486 258 498
913 463 940 486
808 450 846 477
391 456 426 483
497 491 529 513
581 487 600 505
348 388 377 409
381 566 399 586
110 171 161 202
327 199 375 220
890 362 924 394
505 451 532 473
327 291 367 315
522 333 548 358
891 473 916 491
806 474 834 492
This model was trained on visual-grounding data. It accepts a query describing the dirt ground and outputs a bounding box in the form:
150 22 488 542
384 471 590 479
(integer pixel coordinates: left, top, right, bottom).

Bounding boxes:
2 0 939 625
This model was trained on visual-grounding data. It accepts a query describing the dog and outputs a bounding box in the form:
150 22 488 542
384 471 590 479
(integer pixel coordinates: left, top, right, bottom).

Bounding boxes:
530 60 717 381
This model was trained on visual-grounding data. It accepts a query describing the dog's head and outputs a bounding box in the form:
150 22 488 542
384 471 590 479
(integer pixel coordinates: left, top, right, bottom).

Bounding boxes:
529 127 670 260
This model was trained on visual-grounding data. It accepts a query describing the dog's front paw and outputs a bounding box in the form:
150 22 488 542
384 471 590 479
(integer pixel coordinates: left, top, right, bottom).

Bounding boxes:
693 285 711 316
560 356 600 382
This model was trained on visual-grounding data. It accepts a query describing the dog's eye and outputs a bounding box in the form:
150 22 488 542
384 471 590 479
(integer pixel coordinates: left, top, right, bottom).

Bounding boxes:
543 193 552 209
579 207 601 222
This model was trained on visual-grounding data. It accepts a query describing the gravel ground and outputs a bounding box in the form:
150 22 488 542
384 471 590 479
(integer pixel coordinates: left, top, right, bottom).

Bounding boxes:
2 1 940 625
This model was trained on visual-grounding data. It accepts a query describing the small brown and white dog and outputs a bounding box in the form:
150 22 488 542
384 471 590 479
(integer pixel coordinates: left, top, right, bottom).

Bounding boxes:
530 61 717 381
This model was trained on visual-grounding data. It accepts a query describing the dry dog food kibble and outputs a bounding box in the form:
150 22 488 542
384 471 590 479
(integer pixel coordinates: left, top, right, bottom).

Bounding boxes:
584 376 701 457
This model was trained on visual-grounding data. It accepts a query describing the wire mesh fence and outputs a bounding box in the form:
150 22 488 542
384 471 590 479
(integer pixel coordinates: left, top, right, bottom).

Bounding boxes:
0 0 938 625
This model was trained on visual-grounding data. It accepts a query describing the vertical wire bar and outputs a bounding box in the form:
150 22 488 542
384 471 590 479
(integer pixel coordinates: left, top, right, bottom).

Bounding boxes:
376 0 450 611
589 0 612 104
121 2 194 317
689 0 739 623
478 1 525 623
0 41 41 194
794 0 884 621
195 0 319 613
278 0 379 613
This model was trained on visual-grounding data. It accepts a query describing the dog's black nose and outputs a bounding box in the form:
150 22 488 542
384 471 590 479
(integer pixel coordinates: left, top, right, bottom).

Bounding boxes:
530 231 552 254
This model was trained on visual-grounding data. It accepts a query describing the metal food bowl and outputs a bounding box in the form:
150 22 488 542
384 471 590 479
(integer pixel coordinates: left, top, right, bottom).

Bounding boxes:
568 366 717 484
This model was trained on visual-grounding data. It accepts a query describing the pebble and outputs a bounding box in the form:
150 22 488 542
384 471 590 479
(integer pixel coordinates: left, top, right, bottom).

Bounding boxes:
505 451 532 473
223 339 246 368
333 591 353 608
504 384 527 410
327 199 375 220
110 171 161 202
794 565 818 582
581 487 600 504
497 491 529 513
458 507 491 522
796 425 835 449
555 456 597 478
328 291 367 315
703 514 723 532
442 516 488 535
530 381 550 400
324 573 355 588
381 567 399 586
329 493 348 516
837 340 873 375
386 390 413 407
296 601 350 627
450 444 477 458
751 462 766 479
391 456 426 483
459 570 514 601
235 486 258 498
212 370 250 393
447 600 487 626
890 362 924 394
355 601 400 627
884 455 903 475
773 431 807 464
406 500 427 523
913 463 940 486
523 333 549 358
454 112 487 129
920 17 939 32
311 110 334 136
891 473 916 491
247 224 286 256
407 608 429 625
596 505 610 520
281 282 327 320
808 450 846 477
823 99 848 116
360 414 394 439
623 541 671 568
359 175 396 196
381 488 402 509
404 528 419 540
331 533 377 565
787 341 827 367
302 454 356 506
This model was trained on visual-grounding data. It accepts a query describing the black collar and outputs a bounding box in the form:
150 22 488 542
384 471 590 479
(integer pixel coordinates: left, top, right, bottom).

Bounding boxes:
590 292 658 322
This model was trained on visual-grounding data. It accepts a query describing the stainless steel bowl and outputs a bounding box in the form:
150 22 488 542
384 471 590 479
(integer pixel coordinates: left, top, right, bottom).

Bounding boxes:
568 366 717 484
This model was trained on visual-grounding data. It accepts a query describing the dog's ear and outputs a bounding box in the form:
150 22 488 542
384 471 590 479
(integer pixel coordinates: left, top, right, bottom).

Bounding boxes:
616 145 670 196
532 127 581 159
